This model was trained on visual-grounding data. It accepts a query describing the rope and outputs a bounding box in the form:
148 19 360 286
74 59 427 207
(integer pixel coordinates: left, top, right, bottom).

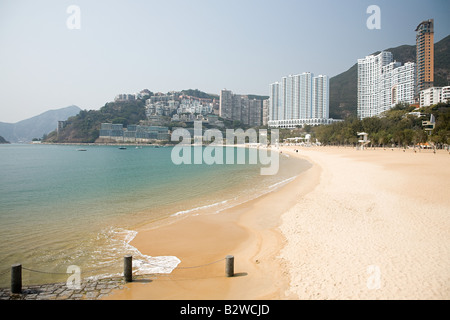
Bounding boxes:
138 257 225 270
22 267 69 275
0 269 10 277
21 263 116 276
178 258 225 269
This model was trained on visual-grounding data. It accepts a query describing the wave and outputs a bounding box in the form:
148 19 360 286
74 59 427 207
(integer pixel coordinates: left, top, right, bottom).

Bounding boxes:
171 199 229 217
268 175 298 189
87 228 181 281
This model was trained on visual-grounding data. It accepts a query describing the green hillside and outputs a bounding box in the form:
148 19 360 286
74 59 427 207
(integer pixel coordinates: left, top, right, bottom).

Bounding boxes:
181 89 218 100
315 101 449 146
329 34 450 119
45 100 147 143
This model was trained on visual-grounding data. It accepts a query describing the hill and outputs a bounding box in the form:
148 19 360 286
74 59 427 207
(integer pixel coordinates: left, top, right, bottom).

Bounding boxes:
45 100 147 143
181 89 218 100
0 135 10 144
0 105 81 143
329 34 450 119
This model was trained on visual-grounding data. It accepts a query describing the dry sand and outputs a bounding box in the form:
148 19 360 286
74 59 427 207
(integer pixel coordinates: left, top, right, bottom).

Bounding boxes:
281 146 450 299
105 146 450 300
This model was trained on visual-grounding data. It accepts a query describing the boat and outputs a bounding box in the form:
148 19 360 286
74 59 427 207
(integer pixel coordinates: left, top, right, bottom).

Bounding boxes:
118 147 127 150
77 149 87 151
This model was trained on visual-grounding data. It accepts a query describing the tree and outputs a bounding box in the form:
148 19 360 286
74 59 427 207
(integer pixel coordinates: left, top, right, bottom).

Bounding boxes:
310 101 449 147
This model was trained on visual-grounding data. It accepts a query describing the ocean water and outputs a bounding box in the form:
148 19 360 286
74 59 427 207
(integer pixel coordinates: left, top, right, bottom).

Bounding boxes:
0 144 310 287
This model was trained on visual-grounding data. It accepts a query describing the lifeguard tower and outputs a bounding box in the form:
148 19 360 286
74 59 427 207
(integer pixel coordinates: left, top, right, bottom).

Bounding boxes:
357 132 370 150
422 114 435 135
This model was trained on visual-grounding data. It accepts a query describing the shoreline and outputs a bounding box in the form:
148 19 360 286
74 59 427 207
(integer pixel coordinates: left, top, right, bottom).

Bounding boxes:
105 146 450 300
104 149 317 300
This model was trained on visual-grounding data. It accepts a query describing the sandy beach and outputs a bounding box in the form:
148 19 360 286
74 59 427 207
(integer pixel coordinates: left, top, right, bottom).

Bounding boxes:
105 146 450 300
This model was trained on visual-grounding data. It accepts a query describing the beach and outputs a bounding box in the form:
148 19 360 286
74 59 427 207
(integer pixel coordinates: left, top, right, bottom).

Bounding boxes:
105 146 450 300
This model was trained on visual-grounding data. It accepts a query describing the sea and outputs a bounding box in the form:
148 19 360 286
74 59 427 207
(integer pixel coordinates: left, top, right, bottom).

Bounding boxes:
0 144 310 288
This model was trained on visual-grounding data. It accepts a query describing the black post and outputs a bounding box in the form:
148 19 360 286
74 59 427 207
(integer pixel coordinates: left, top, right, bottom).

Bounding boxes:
11 264 22 294
124 255 132 282
225 255 234 277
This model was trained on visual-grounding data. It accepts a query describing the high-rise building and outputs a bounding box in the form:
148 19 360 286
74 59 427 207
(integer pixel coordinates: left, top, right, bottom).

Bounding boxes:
312 75 329 119
268 72 332 128
219 89 264 126
379 62 416 114
262 99 269 126
357 51 393 119
269 83 279 121
415 19 434 94
298 72 313 119
248 99 263 127
219 89 233 120
358 51 416 119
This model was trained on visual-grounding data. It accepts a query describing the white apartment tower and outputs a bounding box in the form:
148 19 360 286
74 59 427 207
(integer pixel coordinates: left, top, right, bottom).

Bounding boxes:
379 61 416 114
298 72 313 119
268 72 331 128
357 51 393 119
312 75 329 119
358 51 416 119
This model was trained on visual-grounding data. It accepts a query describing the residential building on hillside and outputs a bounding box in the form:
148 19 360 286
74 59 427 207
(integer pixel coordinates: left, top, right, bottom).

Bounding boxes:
357 51 393 119
114 94 136 102
219 89 266 127
357 51 416 119
379 61 416 114
219 89 233 120
420 86 450 107
443 86 450 102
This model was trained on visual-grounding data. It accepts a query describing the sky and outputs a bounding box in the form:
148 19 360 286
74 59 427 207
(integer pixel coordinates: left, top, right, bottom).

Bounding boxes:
0 0 449 123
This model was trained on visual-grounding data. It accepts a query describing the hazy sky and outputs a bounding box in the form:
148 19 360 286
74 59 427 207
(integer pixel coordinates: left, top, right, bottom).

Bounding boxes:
1 0 449 123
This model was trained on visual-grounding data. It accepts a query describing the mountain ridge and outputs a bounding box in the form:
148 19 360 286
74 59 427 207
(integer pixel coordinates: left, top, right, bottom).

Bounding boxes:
0 105 81 143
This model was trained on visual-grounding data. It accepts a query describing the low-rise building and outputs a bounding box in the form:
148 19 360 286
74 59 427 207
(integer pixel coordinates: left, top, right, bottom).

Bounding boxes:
99 123 169 142
420 87 443 107
114 94 136 102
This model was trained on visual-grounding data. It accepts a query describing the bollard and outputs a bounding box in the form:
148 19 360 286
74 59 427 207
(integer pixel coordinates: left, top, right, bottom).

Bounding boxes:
225 255 234 277
11 264 22 294
124 255 133 282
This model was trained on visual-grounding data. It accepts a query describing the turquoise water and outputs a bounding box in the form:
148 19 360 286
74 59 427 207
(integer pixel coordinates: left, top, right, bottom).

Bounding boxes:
0 144 309 287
